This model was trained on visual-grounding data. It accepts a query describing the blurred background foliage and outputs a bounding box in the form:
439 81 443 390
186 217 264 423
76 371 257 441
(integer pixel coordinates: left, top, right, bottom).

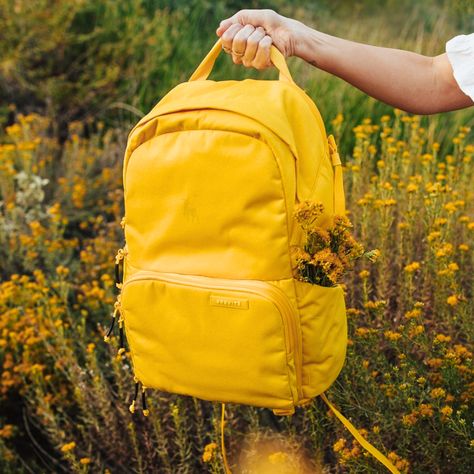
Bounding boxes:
0 1 473 473
0 0 472 142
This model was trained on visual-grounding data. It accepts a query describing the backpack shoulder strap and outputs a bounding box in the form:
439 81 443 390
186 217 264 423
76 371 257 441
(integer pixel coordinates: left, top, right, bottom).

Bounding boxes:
320 393 400 474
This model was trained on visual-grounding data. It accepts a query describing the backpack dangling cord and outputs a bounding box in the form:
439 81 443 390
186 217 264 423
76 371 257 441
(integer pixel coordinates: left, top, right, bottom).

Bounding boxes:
221 403 231 474
327 134 346 216
320 393 400 474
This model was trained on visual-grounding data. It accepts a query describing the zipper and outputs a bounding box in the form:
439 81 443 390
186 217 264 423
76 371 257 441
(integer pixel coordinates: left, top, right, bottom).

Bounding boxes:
122 270 303 401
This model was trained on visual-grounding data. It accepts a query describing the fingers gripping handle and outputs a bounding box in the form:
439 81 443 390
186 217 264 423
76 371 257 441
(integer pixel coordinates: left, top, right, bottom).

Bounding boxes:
189 38 295 84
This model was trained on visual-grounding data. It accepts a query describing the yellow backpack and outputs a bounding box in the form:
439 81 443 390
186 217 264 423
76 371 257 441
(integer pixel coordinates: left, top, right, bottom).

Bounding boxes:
107 38 399 474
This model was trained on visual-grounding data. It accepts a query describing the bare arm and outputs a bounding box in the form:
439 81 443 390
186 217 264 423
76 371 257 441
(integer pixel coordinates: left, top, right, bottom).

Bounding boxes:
216 9 473 115
296 27 472 114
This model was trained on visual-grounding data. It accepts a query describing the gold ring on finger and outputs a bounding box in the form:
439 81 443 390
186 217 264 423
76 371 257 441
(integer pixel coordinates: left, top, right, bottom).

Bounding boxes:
232 50 245 57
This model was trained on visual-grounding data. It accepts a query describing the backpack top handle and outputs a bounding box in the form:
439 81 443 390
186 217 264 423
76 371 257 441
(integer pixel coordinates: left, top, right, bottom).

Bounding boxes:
189 38 296 85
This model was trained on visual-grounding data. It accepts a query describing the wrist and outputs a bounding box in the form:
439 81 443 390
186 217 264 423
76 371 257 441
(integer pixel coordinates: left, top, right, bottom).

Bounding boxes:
292 24 331 69
283 18 308 58
290 21 312 59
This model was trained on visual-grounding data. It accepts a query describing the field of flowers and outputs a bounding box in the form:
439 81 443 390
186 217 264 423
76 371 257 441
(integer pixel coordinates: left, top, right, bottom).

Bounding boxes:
0 1 473 473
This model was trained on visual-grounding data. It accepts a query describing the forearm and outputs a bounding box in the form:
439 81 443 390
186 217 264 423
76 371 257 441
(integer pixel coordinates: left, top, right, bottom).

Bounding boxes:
216 9 472 113
294 25 468 114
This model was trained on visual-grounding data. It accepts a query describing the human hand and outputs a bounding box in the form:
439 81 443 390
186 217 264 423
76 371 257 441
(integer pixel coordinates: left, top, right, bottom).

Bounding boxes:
216 9 303 69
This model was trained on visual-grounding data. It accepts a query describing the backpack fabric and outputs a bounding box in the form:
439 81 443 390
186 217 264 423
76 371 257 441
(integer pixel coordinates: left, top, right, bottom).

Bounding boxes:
119 39 346 415
110 39 399 474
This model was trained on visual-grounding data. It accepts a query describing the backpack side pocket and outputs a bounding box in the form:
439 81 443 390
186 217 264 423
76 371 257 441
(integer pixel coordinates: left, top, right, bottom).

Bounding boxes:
294 279 347 399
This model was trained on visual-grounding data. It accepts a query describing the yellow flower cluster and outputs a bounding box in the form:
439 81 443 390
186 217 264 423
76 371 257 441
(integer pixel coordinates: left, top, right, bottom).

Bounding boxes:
387 451 410 472
61 441 76 453
202 442 217 463
293 201 371 286
404 261 421 273
0 424 15 439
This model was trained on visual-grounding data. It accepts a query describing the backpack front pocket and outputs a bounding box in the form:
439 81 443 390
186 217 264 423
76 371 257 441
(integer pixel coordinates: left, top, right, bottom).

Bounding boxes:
120 271 300 411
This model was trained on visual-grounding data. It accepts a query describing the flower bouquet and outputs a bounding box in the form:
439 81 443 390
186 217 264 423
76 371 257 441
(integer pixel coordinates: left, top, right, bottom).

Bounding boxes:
292 200 379 287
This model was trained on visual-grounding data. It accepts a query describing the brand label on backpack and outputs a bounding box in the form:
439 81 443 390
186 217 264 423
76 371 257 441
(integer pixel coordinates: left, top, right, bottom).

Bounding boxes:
210 295 249 310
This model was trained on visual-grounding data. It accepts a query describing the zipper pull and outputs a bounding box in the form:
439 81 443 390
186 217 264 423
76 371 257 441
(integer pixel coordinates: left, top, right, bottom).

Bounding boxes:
103 298 121 343
141 384 149 416
103 308 116 343
114 247 127 291
117 309 126 357
128 376 150 416
129 375 139 414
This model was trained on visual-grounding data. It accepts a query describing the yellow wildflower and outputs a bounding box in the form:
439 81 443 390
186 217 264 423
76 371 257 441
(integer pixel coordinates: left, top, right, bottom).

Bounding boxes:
427 231 441 242
404 262 420 273
365 249 381 262
86 343 95 353
56 265 70 277
356 327 376 337
430 388 446 399
171 404 179 418
384 330 402 341
202 442 217 463
364 300 386 310
359 270 370 279
0 424 14 438
402 412 418 426
333 438 346 453
426 358 443 369
405 309 422 320
419 404 434 417
408 325 424 337
395 457 410 472
454 344 472 359
434 218 448 227
292 247 311 266
440 406 453 419
294 200 324 229
80 458 91 465
61 441 76 453
434 334 451 344
446 295 459 306
435 243 453 258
